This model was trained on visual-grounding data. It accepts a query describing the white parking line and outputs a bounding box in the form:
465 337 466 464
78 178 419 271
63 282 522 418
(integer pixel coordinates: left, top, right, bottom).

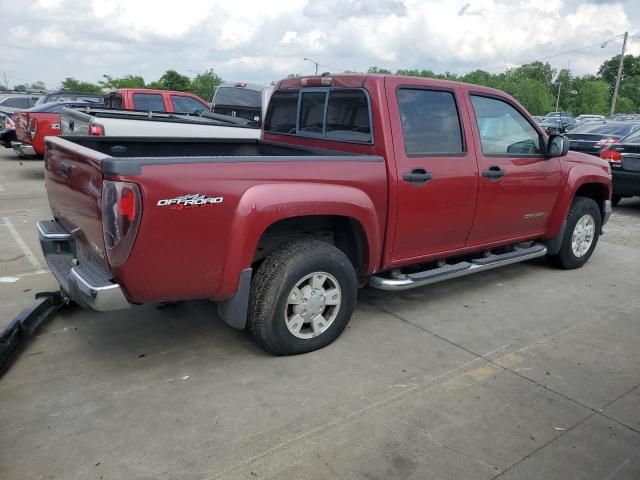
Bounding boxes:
2 216 41 270
0 184 4 191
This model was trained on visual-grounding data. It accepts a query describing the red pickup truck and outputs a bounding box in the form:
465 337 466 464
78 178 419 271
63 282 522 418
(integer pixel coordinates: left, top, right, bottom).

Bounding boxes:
39 74 612 355
13 101 100 157
103 88 210 113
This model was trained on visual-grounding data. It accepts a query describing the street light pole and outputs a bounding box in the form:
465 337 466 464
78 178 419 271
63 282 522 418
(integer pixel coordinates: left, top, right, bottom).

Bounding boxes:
303 57 319 75
610 31 628 116
555 82 562 112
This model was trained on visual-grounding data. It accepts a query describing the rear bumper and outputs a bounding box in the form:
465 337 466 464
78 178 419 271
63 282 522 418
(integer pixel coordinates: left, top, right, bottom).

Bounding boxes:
612 169 640 197
11 141 36 157
37 220 130 311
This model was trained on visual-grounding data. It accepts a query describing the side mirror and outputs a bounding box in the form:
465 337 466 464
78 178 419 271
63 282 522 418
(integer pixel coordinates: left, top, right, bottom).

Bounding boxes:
547 134 569 157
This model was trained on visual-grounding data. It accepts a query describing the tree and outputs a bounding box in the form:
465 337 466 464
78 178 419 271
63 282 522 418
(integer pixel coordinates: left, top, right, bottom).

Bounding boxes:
59 77 102 94
509 61 556 86
573 80 610 116
189 69 223 101
13 84 27 92
100 74 145 89
30 81 46 90
367 66 392 74
509 78 555 115
615 96 636 114
598 54 640 93
148 69 191 91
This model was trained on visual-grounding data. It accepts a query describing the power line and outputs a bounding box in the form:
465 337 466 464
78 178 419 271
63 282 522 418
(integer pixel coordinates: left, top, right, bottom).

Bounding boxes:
457 32 627 75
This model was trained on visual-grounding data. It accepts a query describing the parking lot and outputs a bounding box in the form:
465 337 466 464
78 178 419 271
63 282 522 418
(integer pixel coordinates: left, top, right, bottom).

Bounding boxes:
0 147 639 479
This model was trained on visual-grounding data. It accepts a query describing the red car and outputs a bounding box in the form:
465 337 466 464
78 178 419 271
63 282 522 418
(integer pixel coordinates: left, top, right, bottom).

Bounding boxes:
103 88 210 113
13 101 100 157
39 74 612 354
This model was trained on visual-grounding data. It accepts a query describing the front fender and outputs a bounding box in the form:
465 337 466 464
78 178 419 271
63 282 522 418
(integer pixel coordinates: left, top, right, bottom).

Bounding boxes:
546 165 611 238
215 183 382 299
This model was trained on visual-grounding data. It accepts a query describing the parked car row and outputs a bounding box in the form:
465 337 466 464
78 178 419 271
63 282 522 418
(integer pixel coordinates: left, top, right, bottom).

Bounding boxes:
1 84 271 158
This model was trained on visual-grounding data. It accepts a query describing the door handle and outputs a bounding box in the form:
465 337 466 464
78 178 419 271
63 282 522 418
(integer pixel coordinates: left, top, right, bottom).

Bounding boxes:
482 166 505 180
403 168 432 186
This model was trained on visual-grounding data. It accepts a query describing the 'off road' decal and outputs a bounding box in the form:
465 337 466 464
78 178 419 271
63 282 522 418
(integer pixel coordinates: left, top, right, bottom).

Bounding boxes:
157 194 223 210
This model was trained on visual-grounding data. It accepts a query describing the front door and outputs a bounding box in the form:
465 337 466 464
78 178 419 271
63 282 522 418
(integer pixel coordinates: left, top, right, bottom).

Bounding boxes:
387 78 479 263
465 94 562 246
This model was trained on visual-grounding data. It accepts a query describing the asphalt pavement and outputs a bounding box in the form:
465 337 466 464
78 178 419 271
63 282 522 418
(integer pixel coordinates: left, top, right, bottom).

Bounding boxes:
0 147 639 479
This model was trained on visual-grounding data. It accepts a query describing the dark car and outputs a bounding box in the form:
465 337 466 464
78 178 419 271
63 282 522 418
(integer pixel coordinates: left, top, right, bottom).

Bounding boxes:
0 92 41 113
600 128 640 205
0 112 17 148
566 121 640 156
540 116 576 134
34 91 103 106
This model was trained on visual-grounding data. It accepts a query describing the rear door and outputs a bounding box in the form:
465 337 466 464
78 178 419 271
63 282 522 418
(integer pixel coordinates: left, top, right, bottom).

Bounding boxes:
386 78 479 262
465 94 562 245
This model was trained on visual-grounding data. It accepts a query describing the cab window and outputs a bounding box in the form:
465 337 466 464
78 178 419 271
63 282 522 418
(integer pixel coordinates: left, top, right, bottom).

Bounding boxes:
471 95 542 155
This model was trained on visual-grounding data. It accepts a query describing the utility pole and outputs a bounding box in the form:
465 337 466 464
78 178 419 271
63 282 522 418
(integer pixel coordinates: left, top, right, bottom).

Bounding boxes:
3 72 7 89
555 82 562 112
610 31 628 116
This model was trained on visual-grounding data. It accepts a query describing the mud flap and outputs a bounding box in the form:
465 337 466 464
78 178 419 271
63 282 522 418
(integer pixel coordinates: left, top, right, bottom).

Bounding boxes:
217 268 252 330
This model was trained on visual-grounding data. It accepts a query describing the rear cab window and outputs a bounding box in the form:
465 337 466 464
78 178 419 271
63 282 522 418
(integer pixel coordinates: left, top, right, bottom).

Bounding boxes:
265 88 372 144
133 93 166 111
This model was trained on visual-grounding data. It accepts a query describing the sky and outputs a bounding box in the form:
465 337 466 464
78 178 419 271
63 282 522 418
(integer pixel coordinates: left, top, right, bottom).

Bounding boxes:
1 0 639 91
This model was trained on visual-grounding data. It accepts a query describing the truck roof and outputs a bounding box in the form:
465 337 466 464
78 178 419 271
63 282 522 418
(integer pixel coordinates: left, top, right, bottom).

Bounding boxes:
276 74 509 98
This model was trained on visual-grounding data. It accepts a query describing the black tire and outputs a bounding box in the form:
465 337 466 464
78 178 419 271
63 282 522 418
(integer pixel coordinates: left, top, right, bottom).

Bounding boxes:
611 195 622 206
548 196 601 270
248 239 358 355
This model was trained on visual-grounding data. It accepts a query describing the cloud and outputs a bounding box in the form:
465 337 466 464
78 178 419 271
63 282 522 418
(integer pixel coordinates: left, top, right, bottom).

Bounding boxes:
0 0 637 90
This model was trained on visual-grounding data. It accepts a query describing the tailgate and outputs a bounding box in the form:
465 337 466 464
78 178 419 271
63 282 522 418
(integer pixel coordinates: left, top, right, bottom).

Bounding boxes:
44 136 109 262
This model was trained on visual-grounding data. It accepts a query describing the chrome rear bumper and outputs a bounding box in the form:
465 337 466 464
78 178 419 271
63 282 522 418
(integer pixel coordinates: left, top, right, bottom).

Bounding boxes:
11 141 36 157
37 220 130 311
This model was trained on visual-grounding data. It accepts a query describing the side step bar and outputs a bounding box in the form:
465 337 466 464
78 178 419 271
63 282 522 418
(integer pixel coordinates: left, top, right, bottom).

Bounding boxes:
369 244 547 291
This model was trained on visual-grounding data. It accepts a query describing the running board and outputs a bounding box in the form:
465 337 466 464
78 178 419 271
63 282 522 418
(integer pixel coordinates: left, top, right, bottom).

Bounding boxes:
369 244 548 291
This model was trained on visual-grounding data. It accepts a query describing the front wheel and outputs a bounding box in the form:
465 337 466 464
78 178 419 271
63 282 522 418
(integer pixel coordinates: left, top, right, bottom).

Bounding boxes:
548 196 601 269
247 239 358 355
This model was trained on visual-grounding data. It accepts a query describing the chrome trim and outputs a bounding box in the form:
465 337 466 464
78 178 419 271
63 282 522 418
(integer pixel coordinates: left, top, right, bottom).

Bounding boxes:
369 245 548 291
36 221 71 241
11 140 36 156
69 266 130 312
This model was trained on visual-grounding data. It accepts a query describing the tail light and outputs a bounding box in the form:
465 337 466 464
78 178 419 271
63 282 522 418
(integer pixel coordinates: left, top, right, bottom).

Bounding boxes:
89 123 105 136
594 137 618 149
101 180 142 267
600 147 622 163
27 116 38 138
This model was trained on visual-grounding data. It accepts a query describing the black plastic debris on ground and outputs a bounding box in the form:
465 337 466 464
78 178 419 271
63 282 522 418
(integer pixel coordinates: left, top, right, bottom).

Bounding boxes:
0 291 67 377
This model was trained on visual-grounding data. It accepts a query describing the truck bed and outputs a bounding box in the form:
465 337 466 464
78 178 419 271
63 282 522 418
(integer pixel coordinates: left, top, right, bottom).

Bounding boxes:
58 136 380 175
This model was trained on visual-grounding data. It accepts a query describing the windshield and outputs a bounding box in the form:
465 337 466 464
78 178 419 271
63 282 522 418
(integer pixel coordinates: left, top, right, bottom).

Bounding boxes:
213 87 261 108
569 122 639 137
621 129 640 144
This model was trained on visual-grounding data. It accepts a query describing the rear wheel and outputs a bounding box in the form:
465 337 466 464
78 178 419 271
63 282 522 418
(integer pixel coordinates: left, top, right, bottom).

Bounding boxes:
248 239 358 355
548 196 601 269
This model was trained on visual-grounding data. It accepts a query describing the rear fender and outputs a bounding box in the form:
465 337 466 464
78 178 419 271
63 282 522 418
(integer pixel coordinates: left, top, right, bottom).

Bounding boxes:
216 183 381 299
